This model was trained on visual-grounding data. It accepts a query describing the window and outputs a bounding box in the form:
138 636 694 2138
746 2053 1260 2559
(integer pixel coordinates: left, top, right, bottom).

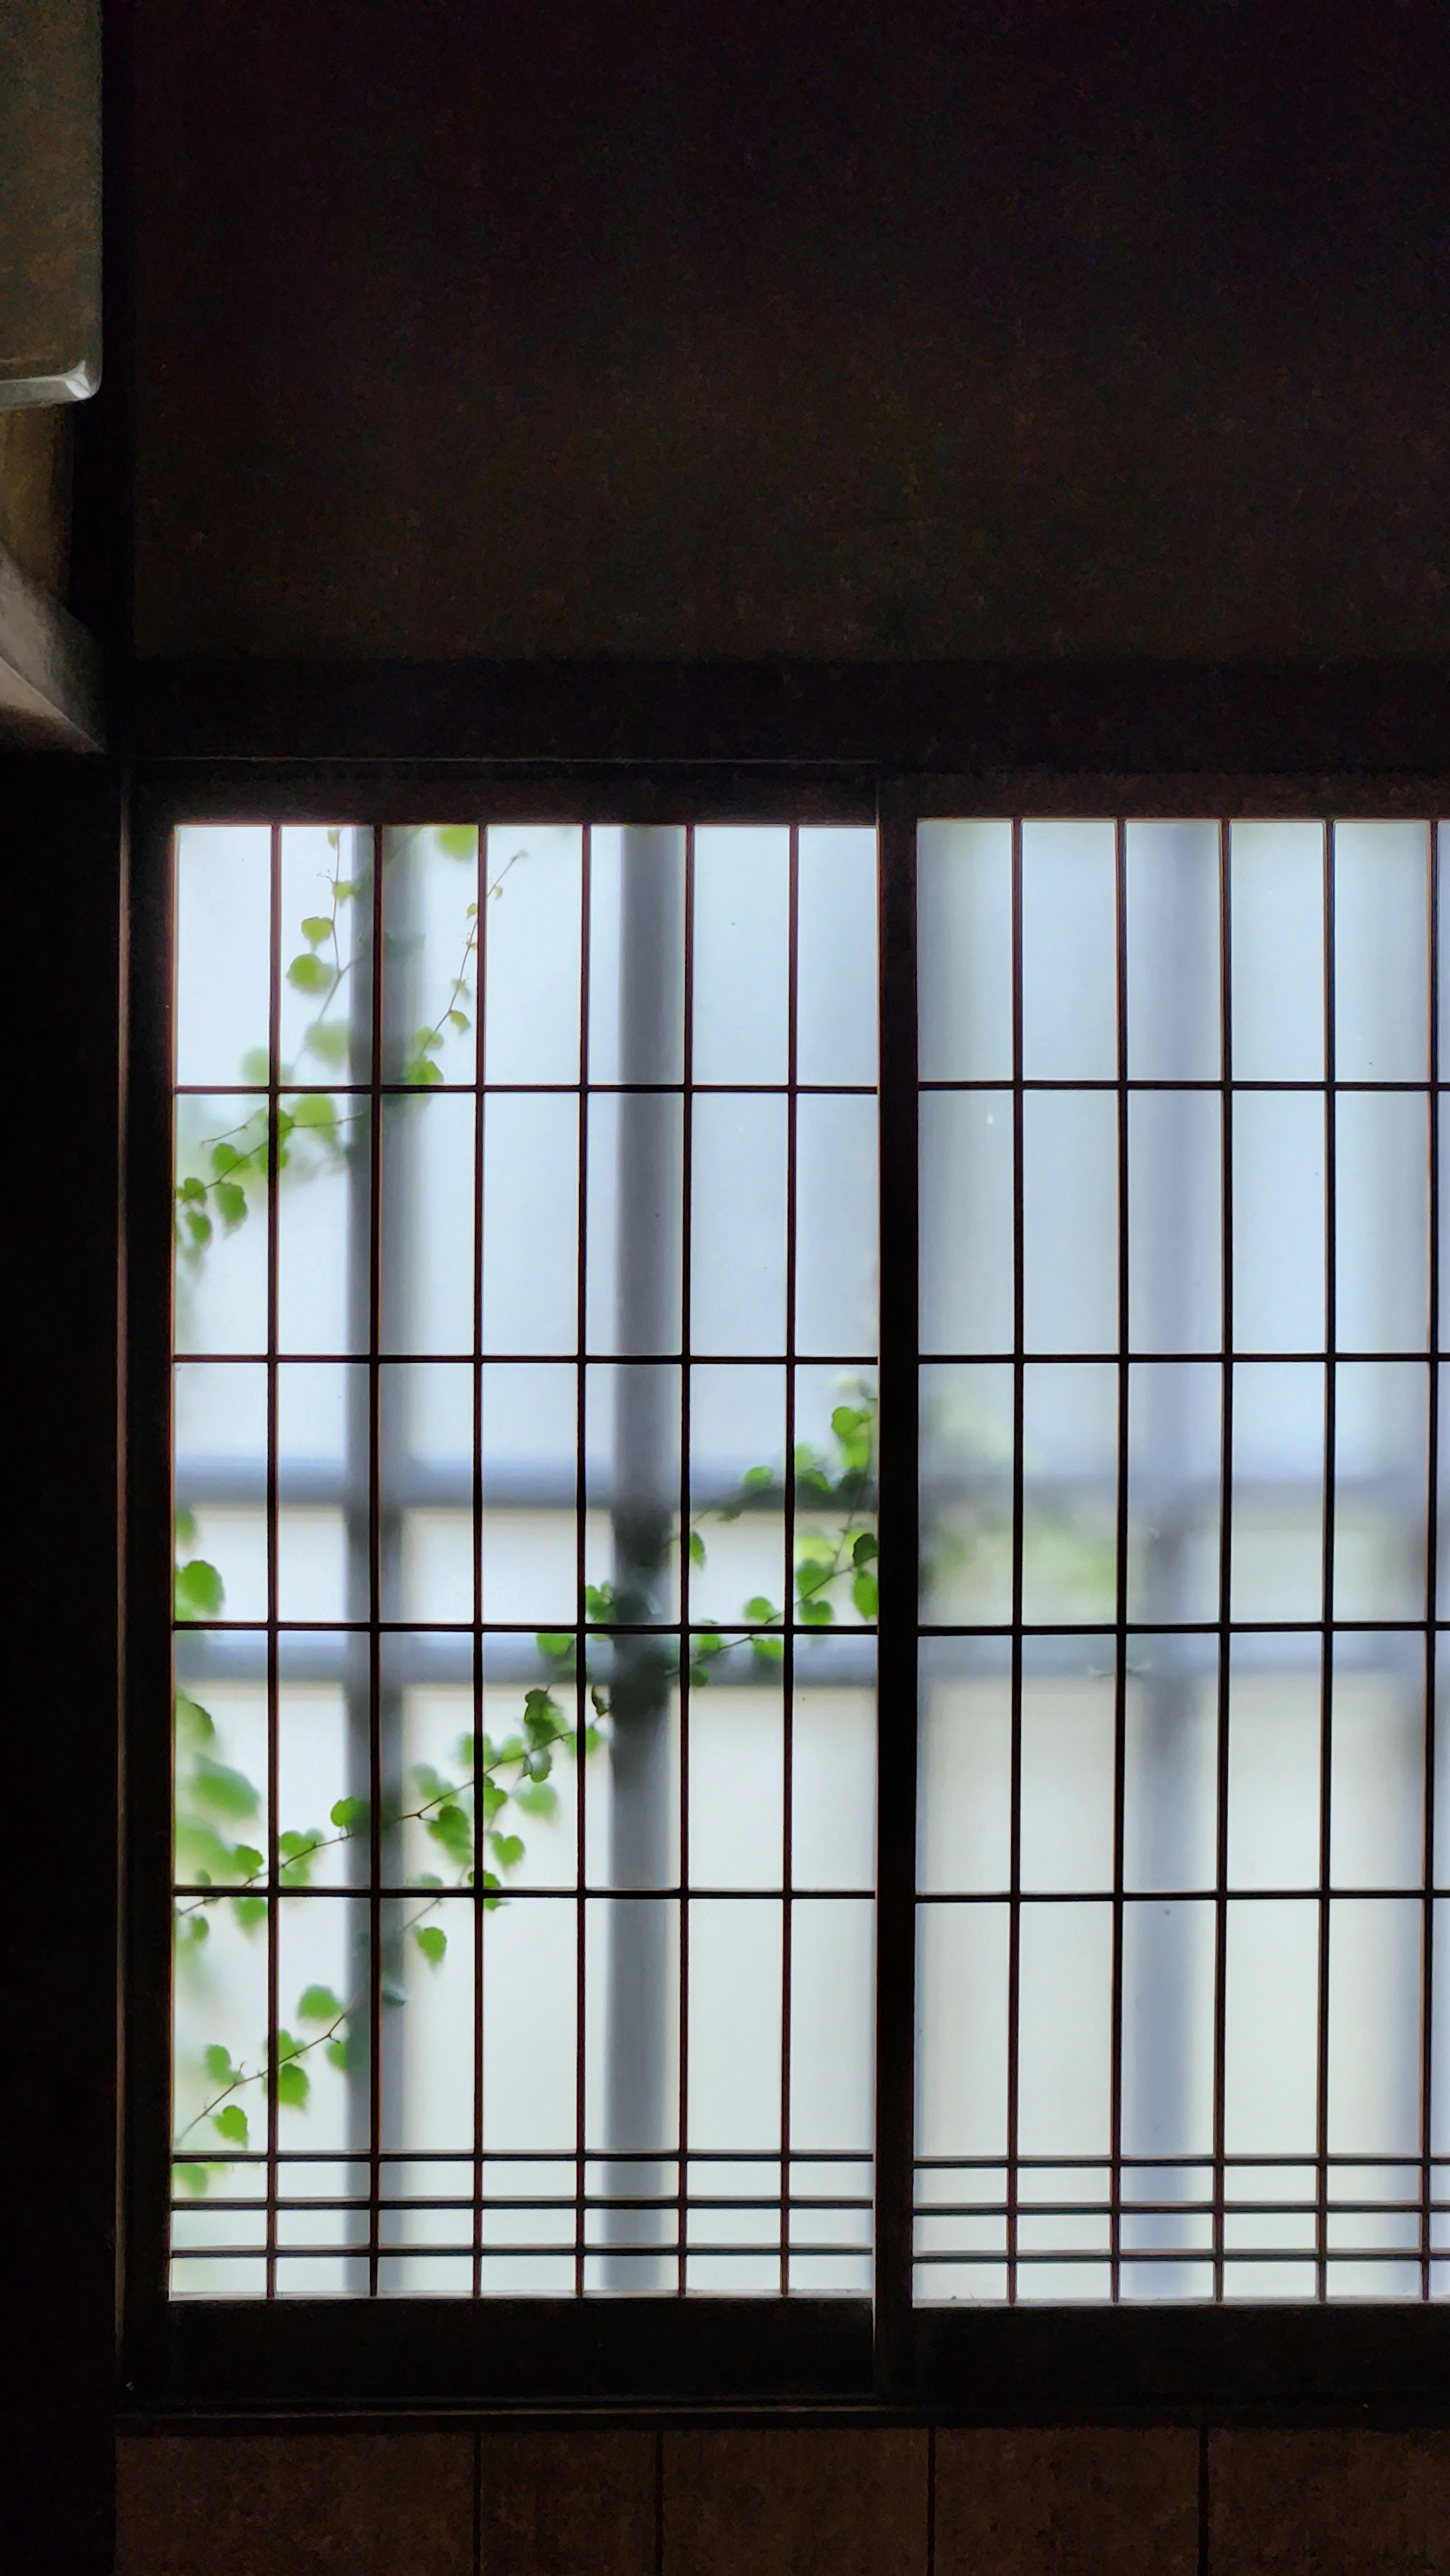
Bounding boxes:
165 818 879 2304
131 788 1450 2402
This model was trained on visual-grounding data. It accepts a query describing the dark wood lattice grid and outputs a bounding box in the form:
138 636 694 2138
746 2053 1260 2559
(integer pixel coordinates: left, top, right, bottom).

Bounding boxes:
913 817 1450 2306
169 820 879 2298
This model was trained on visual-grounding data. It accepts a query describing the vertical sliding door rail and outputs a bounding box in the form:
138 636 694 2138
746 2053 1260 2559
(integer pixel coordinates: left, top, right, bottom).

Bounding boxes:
874 782 920 2394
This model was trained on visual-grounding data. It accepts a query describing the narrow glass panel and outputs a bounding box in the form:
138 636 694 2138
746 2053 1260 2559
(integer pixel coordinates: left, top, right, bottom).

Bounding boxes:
585 1362 682 1631
479 1362 576 1628
796 827 878 1087
586 1091 683 1359
176 824 273 1088
920 1091 1013 1355
1228 1635 1322 1891
1330 1633 1424 1890
276 1631 362 1889
1021 1092 1118 1353
1017 1901 1113 2155
794 1094 878 1355
1328 1900 1421 2156
381 1093 476 1356
1123 1633 1219 1895
1336 1092 1428 1353
174 1094 270 1356
1121 1899 1215 2157
690 1094 787 1355
691 827 790 1085
1126 1361 1221 1626
918 1638 1012 1894
917 818 1014 1082
586 827 685 1088
1018 1637 1115 1894
790 1898 875 2155
1232 1092 1326 1355
920 1363 1014 1624
791 1636 877 1891
689 1363 786 1639
1223 1898 1320 2156
1020 1362 1117 1627
481 824 583 1085
1333 1361 1428 1622
276 1093 367 1356
1334 821 1428 1083
916 1903 1009 2159
1125 819 1220 1082
1229 821 1325 1082
688 1898 783 2150
1230 1362 1325 1623
1128 1091 1221 1353
1019 819 1117 1081
279 826 372 1083
480 1093 578 1355
381 823 479 1090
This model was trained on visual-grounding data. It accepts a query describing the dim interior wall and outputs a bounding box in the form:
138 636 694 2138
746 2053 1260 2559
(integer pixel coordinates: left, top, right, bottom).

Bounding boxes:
0 406 72 599
130 0 1450 667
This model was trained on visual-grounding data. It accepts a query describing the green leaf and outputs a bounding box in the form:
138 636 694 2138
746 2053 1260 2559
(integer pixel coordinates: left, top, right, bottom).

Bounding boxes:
831 1405 869 1440
175 1557 224 1616
414 1923 447 1966
286 951 331 994
300 914 333 945
178 1173 206 1205
584 1584 614 1622
590 1687 609 1718
414 1025 443 1054
213 2104 248 2147
209 1140 242 1178
174 1505 197 1548
192 1759 260 1820
688 1530 706 1568
174 2163 210 2197
276 2060 309 2109
536 1631 573 1659
214 1179 247 1227
436 826 477 858
489 1832 524 1872
184 1208 212 1248
513 1781 558 1819
796 1556 833 1598
447 1009 470 1033
290 1091 337 1129
240 1046 271 1083
174 1691 214 1741
852 1531 878 1566
744 1596 779 1625
426 1801 472 1860
298 1983 342 2024
751 1634 785 1664
523 1687 560 1739
232 1895 267 1932
204 2043 233 2084
275 2027 302 2063
801 1598 835 1625
304 1018 350 1065
852 1570 879 1619
406 1057 443 1087
230 1844 263 1880
330 1796 368 1831
325 2036 352 2072
742 1465 774 1491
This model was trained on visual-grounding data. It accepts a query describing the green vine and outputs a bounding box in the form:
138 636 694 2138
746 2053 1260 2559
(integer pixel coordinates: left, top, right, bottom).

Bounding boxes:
171 830 878 2198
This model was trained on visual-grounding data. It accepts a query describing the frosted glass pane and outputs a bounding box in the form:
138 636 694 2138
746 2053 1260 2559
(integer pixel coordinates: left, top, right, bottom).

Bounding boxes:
689 1364 785 1630
691 1094 787 1355
920 1091 1013 1355
1333 1361 1428 1622
1124 1634 1219 1894
382 824 480 1088
1330 1635 1424 1889
794 1094 878 1355
791 1656 876 1891
688 1899 782 2150
482 825 583 1084
1232 1092 1325 1353
585 1091 682 1358
1125 819 1220 1082
1020 820 1117 1080
585 1362 682 1629
1017 1902 1112 2156
1223 1899 1319 2155
174 1095 270 1356
919 1363 1014 1624
918 818 1013 1082
1128 1091 1221 1352
691 827 790 1085
1230 821 1324 1081
688 1686 782 1890
276 1097 366 1356
279 826 372 1082
1334 822 1428 1082
796 827 878 1086
1126 1361 1221 1626
927 1092 1015 1360
1121 1900 1215 2156
918 1638 1012 1894
176 824 272 1087
1228 1638 1322 1891
1230 1362 1325 1623
586 827 685 1087
1019 1639 1115 1894
489 1897 579 2151
381 1093 476 1355
1335 1092 1428 1352
916 1904 1009 2158
1022 1092 1118 1352
481 1094 578 1355
1328 1900 1421 2155
789 1900 874 2151
1021 1362 1117 1625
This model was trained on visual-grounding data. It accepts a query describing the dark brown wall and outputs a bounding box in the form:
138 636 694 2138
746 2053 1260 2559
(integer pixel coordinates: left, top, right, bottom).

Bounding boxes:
131 0 1450 665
